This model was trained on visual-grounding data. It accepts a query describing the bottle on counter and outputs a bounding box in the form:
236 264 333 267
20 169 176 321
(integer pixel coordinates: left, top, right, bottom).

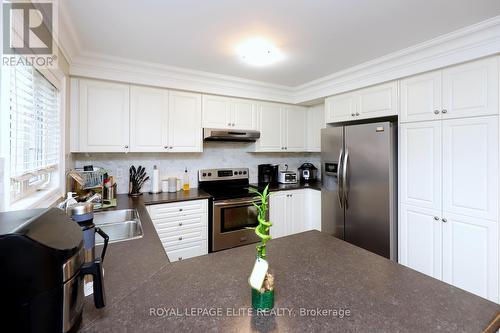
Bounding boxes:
183 168 190 191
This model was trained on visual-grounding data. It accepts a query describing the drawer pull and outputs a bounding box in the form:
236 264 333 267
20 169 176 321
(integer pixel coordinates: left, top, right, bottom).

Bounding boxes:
178 237 183 240
178 257 182 261
179 222 183 226
179 208 183 212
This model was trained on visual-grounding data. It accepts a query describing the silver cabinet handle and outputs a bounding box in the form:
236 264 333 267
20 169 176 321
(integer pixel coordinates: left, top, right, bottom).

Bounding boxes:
434 110 440 115
179 222 183 226
227 123 231 126
124 145 129 149
178 257 182 261
179 208 183 211
442 218 447 223
284 147 287 150
164 146 168 149
232 123 235 126
351 113 355 117
355 112 360 116
178 236 183 240
170 146 174 149
434 216 440 221
442 109 448 114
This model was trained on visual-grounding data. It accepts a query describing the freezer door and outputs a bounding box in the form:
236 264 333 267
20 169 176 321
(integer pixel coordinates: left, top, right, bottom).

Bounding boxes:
321 127 345 239
344 122 396 259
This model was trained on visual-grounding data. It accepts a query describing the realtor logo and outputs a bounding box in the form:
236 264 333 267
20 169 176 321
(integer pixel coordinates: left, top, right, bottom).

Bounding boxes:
2 0 57 67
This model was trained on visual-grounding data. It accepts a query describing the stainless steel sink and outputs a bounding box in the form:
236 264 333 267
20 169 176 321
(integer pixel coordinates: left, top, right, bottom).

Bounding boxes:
93 209 143 245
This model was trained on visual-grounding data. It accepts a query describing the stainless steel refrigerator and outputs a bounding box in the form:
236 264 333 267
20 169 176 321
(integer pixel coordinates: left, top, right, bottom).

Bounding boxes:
321 121 397 260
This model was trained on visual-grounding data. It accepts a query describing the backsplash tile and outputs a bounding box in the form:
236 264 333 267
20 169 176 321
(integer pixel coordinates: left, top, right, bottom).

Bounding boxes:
73 142 320 194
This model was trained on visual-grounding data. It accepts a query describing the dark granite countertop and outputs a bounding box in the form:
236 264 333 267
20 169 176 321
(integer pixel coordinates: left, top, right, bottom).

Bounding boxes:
81 194 500 333
251 181 322 192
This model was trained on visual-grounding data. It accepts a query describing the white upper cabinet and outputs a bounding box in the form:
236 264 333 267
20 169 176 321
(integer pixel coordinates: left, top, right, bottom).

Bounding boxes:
168 91 202 152
306 104 325 152
202 95 255 130
254 103 307 152
255 102 283 152
400 121 442 211
400 71 442 123
356 81 398 120
130 86 169 152
325 92 356 123
284 106 307 152
230 99 256 130
201 95 230 128
442 213 498 302
442 116 498 220
78 79 130 152
400 57 499 123
442 57 499 119
399 204 443 279
325 81 397 123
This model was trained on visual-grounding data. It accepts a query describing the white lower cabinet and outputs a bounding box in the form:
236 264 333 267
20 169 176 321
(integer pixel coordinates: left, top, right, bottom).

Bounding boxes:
269 189 321 239
442 213 498 302
399 205 499 302
147 199 208 262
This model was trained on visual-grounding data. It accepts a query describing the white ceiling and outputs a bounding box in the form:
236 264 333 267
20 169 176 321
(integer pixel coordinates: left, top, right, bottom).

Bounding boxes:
63 0 500 87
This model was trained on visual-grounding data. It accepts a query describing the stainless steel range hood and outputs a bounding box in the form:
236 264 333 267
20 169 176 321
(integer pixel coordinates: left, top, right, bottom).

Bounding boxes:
203 128 260 142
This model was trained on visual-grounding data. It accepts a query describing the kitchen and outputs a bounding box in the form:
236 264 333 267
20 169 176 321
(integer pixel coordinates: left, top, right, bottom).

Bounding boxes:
1 1 500 332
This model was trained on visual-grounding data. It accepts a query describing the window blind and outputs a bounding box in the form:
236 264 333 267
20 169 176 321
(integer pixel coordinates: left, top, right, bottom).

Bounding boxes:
8 66 60 201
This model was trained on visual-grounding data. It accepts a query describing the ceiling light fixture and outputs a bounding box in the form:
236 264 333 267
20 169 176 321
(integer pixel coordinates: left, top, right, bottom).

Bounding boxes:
236 38 284 66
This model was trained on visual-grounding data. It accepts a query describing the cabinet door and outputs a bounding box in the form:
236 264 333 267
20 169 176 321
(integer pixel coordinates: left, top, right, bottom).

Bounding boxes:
306 104 325 152
442 57 499 119
289 190 307 234
400 71 442 123
400 121 442 211
79 79 129 152
284 106 307 152
325 93 356 123
399 205 443 279
357 81 398 120
442 213 498 302
307 189 322 231
442 117 498 220
168 91 202 152
202 95 231 129
230 99 256 130
255 103 283 152
130 86 169 152
269 192 288 238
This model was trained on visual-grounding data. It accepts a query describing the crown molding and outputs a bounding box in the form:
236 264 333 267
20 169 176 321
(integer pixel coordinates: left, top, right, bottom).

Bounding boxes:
64 15 500 105
57 0 83 64
70 52 295 103
292 15 500 103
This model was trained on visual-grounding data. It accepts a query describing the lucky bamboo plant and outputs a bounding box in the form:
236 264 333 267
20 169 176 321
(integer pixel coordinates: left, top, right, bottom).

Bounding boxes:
248 184 272 259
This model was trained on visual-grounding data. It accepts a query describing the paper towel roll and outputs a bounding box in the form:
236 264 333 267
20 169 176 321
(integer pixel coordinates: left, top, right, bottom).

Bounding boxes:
151 165 160 193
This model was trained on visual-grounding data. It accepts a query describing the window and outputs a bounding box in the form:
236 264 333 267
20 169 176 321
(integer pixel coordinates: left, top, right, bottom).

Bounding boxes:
7 66 60 203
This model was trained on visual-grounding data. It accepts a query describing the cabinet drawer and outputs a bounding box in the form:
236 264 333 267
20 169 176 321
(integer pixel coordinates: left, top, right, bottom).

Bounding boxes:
158 226 207 248
166 240 208 262
147 199 208 219
153 214 207 232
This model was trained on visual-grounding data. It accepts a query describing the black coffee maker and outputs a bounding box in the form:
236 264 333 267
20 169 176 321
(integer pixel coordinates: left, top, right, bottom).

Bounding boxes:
258 164 279 184
0 208 106 333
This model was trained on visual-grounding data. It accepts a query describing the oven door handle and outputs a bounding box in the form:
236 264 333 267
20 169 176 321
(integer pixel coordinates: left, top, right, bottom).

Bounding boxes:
213 197 260 206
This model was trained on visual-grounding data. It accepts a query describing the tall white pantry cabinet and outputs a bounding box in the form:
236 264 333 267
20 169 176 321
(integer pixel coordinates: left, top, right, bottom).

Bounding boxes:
398 56 500 302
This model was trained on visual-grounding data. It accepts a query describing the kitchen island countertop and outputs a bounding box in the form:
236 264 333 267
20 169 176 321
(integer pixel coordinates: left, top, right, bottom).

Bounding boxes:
81 193 500 333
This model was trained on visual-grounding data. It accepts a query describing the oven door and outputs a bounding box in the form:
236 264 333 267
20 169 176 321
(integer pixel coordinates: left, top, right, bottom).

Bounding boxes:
212 197 263 251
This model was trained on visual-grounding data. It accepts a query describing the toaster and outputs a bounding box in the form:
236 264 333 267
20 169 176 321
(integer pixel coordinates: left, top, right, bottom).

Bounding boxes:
278 171 297 184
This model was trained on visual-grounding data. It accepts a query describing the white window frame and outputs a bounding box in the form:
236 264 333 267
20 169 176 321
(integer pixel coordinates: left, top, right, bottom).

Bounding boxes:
0 66 66 211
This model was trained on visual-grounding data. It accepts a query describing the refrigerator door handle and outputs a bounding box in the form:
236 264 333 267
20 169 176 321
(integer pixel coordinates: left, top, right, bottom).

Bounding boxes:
337 149 344 208
343 149 349 209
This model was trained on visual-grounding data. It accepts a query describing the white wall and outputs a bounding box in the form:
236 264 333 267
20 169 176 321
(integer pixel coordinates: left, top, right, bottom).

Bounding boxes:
73 142 320 194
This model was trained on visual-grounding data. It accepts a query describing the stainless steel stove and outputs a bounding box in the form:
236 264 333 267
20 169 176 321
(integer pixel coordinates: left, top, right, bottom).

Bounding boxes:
198 168 262 252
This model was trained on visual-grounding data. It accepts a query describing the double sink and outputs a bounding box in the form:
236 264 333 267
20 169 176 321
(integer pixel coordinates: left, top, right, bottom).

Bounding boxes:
93 209 143 245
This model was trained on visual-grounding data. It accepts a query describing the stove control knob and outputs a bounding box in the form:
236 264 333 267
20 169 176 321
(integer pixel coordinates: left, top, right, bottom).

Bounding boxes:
202 173 207 177
243 171 247 175
208 172 212 176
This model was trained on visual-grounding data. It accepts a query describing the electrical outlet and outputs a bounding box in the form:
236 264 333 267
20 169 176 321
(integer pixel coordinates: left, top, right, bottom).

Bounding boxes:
116 168 123 180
